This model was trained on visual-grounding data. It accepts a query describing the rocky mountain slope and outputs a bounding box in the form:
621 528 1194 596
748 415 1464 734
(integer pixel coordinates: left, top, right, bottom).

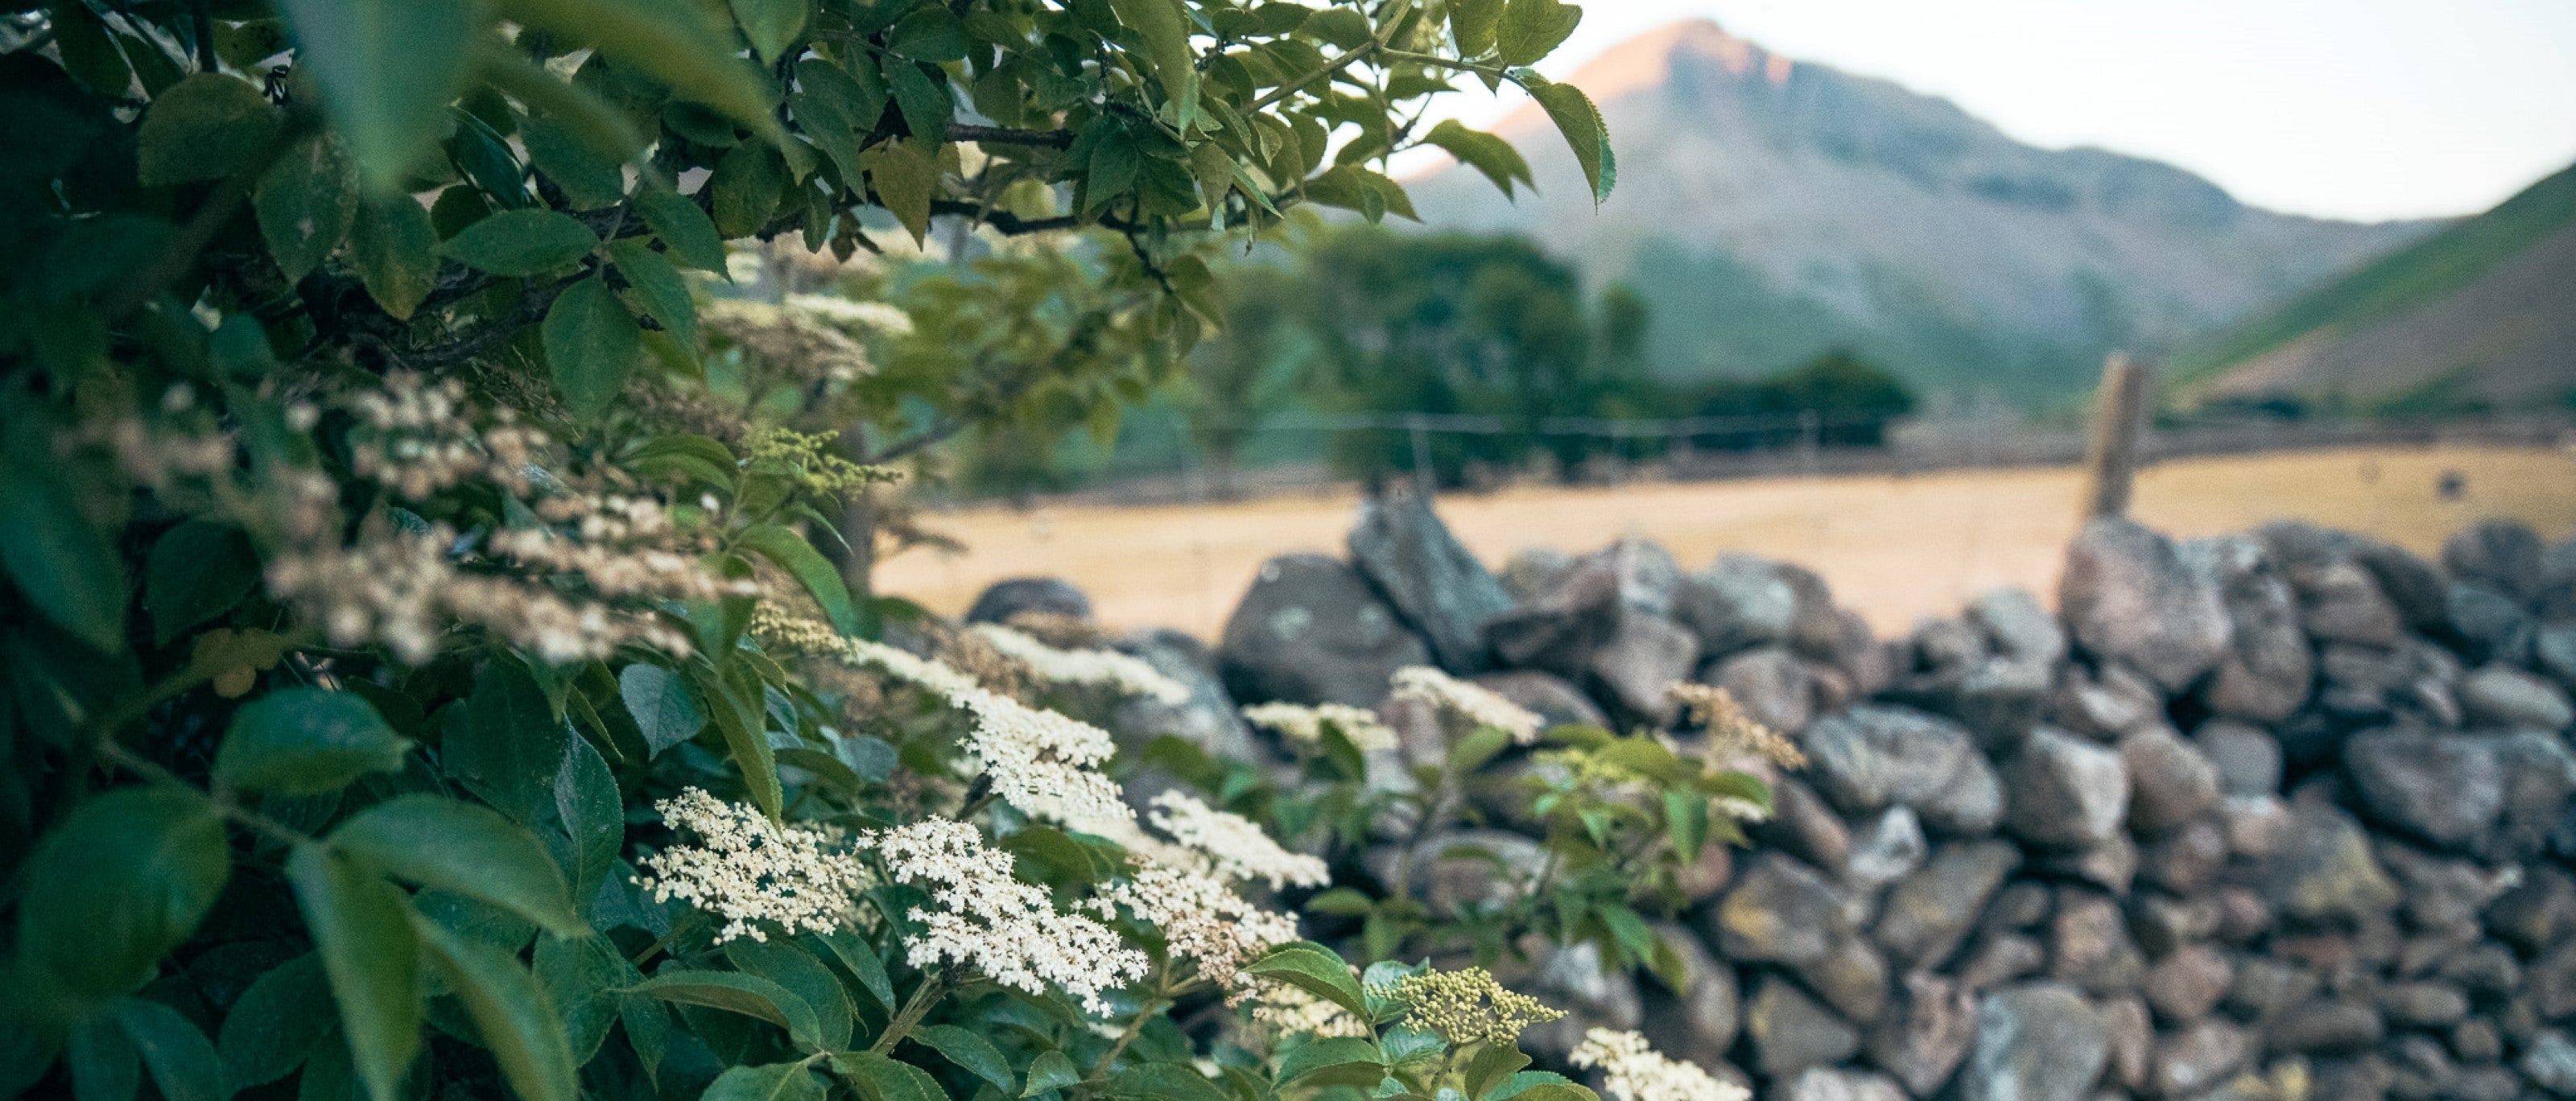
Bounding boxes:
1401 20 2437 405
2174 161 2576 413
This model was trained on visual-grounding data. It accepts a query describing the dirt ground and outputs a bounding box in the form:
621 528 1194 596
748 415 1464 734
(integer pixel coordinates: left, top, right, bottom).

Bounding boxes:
873 444 2576 641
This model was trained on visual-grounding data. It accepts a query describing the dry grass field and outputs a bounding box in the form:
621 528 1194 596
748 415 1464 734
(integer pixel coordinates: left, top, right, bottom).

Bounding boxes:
874 444 2576 641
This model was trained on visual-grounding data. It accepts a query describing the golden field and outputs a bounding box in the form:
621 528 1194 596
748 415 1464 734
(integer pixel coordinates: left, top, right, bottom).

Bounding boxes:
875 445 2576 641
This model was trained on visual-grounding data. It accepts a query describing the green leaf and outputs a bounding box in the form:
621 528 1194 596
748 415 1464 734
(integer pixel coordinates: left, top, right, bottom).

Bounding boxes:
832 1051 948 1101
811 929 894 1012
1449 0 1505 59
348 192 440 320
1241 942 1369 1023
1496 0 1580 67
882 58 951 151
608 238 698 350
543 276 642 419
1274 1037 1381 1086
50 1 131 97
636 186 729 272
1109 0 1197 125
536 930 642 1066
1461 1044 1530 1100
275 0 477 186
910 1025 1013 1093
68 1014 140 1101
257 133 360 282
135 72 283 186
1663 790 1707 864
1523 78 1613 204
1488 1078 1593 1101
447 659 570 826
438 208 601 275
501 0 783 142
1107 1064 1230 1101
732 0 811 64
708 143 786 237
522 115 628 209
622 971 822 1051
709 1062 830 1101
860 140 938 245
1447 725 1513 776
112 1000 224 1101
145 520 258 645
1020 1051 1079 1098
286 843 421 1101
0 454 130 654
414 915 580 1101
216 688 412 796
544 732 624 910
617 663 706 757
686 661 781 819
725 941 854 1051
15 788 228 1009
737 525 858 637
1421 121 1532 198
219 955 334 1089
328 794 587 937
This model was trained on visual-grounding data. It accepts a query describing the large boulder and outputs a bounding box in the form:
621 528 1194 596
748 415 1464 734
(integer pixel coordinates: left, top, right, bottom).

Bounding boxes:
2342 728 2505 850
1483 553 1624 675
2060 518 2233 692
2459 664 2574 730
2253 801 2400 923
965 575 1092 624
1108 629 1261 761
2120 725 2223 835
1637 923 1740 1065
1220 555 1430 706
1968 588 2066 666
1747 975 1862 1079
2003 728 2131 848
1347 491 1514 674
2184 534 2314 721
1583 614 1698 727
1873 840 2021 970
2446 518 2548 604
1707 646 1823 734
1674 553 1843 661
1708 852 1853 967
1959 983 2108 1101
1864 972 1977 1097
1800 706 2004 835
1776 1068 1906 1101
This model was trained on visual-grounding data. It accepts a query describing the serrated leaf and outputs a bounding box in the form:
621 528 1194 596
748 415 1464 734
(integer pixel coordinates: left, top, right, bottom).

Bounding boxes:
1274 1037 1381 1086
617 663 705 757
708 143 786 237
736 525 857 637
535 934 640 1066
1421 120 1532 198
258 132 360 281
415 915 580 1101
733 0 812 64
709 1062 831 1101
726 940 854 1051
218 955 333 1089
348 192 440 320
274 0 476 186
543 275 642 419
499 0 782 142
910 1025 1012 1093
1495 0 1579 68
329 794 588 938
545 732 622 910
623 971 822 1051
1020 1051 1079 1098
833 1051 949 1101
882 58 952 148
135 72 283 186
439 208 601 275
685 661 781 819
1449 0 1505 59
860 140 938 245
1524 78 1613 204
607 238 697 350
286 843 421 1101
216 688 412 796
112 1000 224 1101
522 115 627 209
1111 0 1197 126
1241 942 1368 1023
811 928 894 1011
1461 1044 1530 1101
637 185 729 272
447 659 569 826
51 1 131 97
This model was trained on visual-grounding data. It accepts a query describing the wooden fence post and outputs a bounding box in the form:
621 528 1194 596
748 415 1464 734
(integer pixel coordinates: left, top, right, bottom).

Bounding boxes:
2081 353 2153 518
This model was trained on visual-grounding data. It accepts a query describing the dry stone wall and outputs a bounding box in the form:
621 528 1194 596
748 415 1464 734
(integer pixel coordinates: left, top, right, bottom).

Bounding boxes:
986 497 2576 1101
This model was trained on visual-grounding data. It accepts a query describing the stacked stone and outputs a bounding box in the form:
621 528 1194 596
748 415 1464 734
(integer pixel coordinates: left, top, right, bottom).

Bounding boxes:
982 495 2576 1101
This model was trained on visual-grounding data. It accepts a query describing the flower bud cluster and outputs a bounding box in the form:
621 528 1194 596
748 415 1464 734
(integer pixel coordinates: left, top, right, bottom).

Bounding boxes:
1391 666 1545 744
1667 682 1807 769
1568 1029 1748 1101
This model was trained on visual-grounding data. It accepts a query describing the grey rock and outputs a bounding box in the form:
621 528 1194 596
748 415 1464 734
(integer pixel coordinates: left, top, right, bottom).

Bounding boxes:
2491 728 2576 859
1913 615 1988 672
2186 534 2314 722
1219 554 1430 706
1376 830 1546 918
1584 614 1699 726
1470 670 1608 728
2253 802 2400 922
2266 999 2383 1054
2143 944 2235 1024
1674 554 1800 658
2446 518 2548 602
1875 841 2020 970
2539 622 2576 693
1517 939 1642 1062
1483 552 1624 675
1707 646 1819 735
2049 891 2145 993
2121 724 2223 835
2051 662 2165 740
1109 629 1262 761
2489 867 2576 955
2460 663 2573 730
1985 882 2056 930
1959 983 2108 1101
2138 819 2230 895
1844 806 1928 891
1865 972 1976 1097
1969 587 2066 666
1776 1068 1906 1101
2447 1065 2520 1101
2376 842 2516 934
1956 933 2049 992
1709 852 1852 967
2129 894 2222 956
1348 491 1514 673
2098 995 2152 1093
2517 1029 2576 1097
2452 1016 2506 1062
1592 538 1684 620
2535 939 2576 1018
1801 705 2004 835
1500 547 1575 604
1946 658 2056 753
1800 936 1894 1025
2449 581 2536 666
2300 559 2406 645
2003 728 2131 848
2376 981 2469 1028
1755 777 1852 874
2343 728 2504 849
1747 975 1862 1079
2149 1021 2253 1099
2030 835 2137 895
966 575 1092 624
1637 922 1739 1063
2060 518 2234 692
2225 958 2320 1024
2193 720 2285 797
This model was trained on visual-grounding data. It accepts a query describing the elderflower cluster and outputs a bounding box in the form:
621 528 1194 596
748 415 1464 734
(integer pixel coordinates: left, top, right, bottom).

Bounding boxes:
1568 1029 1748 1101
346 373 548 500
968 624 1191 704
703 299 874 382
785 293 914 336
1391 666 1545 745
841 637 1133 833
632 789 869 944
1249 979 1371 1040
1147 792 1328 890
1667 682 1806 769
1241 702 1399 753
1088 864 1299 990
1392 967 1563 1045
864 818 1148 1015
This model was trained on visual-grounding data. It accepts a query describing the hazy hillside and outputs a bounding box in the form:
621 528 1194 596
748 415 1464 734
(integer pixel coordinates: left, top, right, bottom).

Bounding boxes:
1402 20 2437 405
2175 161 2576 412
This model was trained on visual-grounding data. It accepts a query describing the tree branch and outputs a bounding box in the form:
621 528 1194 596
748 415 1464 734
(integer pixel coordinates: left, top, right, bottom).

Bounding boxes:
943 123 1075 149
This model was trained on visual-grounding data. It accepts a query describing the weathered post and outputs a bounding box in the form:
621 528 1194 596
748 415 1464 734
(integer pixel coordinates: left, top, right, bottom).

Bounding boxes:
2081 353 2153 518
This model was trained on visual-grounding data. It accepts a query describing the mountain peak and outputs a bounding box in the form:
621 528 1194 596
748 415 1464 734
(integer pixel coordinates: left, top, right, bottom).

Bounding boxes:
1494 19 1791 138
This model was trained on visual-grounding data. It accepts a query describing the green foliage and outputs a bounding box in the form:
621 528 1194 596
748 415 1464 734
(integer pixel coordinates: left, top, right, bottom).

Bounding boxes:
0 2 1631 1099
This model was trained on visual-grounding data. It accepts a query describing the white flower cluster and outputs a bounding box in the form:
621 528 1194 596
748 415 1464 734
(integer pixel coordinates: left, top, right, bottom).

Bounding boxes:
1248 974 1371 1039
865 818 1148 1015
633 789 869 943
1391 666 1546 744
703 299 874 382
1147 792 1329 890
968 623 1191 704
841 637 1133 834
1567 1029 1748 1101
785 293 915 336
1088 864 1298 990
1240 702 1399 753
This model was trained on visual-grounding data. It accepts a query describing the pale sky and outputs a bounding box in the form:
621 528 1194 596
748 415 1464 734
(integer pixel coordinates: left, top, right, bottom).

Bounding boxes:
1417 0 2576 223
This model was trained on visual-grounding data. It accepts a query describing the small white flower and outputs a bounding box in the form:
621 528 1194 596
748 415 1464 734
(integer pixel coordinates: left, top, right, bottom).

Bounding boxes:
969 623 1191 704
1241 702 1399 753
841 637 1135 832
865 818 1148 1016
1147 791 1327 890
1088 864 1298 991
632 789 868 943
1568 1029 1748 1101
1391 666 1544 744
